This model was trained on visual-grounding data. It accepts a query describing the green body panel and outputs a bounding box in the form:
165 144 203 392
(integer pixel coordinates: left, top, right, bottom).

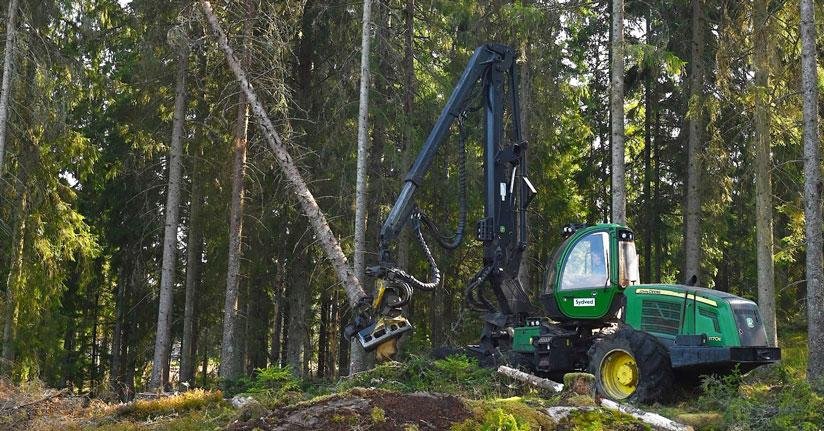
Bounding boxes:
512 326 542 352
623 284 744 347
509 223 776 374
549 224 624 319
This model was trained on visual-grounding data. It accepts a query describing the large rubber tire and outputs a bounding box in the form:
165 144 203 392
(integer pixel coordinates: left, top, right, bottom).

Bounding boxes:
588 327 674 404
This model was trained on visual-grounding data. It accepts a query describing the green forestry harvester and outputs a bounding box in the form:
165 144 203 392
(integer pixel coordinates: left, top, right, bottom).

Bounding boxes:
346 44 780 403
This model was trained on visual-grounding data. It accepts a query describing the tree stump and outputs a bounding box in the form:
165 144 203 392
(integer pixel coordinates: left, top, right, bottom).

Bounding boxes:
563 372 596 397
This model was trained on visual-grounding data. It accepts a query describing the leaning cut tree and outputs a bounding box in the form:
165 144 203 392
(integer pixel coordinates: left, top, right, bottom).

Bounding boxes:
198 1 367 311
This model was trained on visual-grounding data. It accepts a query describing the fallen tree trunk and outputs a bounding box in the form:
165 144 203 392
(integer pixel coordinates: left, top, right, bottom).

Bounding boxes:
600 399 693 431
497 365 563 392
199 1 366 309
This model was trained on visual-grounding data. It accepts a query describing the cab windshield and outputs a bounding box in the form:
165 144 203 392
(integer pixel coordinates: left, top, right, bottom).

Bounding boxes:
619 240 639 287
560 232 610 290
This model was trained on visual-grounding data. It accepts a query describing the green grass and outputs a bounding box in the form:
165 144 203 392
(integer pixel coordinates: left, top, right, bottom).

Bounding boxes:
779 331 808 379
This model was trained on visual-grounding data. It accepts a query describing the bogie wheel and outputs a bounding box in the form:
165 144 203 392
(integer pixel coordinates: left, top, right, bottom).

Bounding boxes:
588 327 674 404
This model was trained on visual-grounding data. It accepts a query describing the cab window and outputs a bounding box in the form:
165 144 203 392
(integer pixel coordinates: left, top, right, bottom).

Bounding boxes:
561 232 609 290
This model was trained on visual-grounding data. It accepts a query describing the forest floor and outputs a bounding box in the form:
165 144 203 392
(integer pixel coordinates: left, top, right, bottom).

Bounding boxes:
0 331 819 431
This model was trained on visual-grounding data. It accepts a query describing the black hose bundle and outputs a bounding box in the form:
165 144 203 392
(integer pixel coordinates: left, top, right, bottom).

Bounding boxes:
419 114 469 250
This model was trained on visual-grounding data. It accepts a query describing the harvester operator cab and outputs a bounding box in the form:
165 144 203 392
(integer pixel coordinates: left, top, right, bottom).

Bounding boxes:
542 224 639 322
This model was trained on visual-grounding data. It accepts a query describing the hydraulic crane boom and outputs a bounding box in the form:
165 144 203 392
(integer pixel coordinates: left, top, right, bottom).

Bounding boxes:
348 44 537 359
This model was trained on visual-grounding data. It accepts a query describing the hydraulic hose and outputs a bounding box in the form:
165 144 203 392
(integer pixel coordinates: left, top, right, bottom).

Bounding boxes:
385 212 441 292
464 265 496 312
420 114 469 250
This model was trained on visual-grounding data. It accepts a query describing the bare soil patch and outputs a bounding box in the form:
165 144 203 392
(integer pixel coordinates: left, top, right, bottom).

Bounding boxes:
228 388 472 431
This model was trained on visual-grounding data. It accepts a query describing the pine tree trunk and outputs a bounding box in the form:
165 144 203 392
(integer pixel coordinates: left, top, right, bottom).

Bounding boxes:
0 0 19 172
318 296 329 377
643 8 654 282
286 256 309 375
327 289 340 378
753 0 777 347
116 256 139 399
200 328 209 387
269 263 284 366
110 263 127 390
517 38 532 288
800 0 823 391
246 273 269 373
149 36 189 391
337 291 350 375
684 0 704 283
610 0 626 225
90 283 100 390
199 0 366 309
180 147 204 387
350 0 375 375
397 0 414 272
653 106 662 283
219 0 253 383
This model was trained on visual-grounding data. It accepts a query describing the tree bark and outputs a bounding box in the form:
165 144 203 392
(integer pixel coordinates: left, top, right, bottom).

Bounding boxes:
286 255 309 376
599 399 693 431
397 0 414 276
269 262 284 367
245 269 270 373
200 327 209 387
180 146 204 387
350 0 375 375
199 0 366 310
753 0 777 347
219 0 253 384
517 39 532 288
643 8 654 282
497 366 563 392
318 295 330 377
610 0 626 225
684 0 704 283
110 263 127 391
0 0 19 172
149 35 189 391
800 0 823 391
395 1 416 344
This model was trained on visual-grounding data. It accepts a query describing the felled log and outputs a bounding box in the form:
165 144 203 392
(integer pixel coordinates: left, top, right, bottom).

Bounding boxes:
600 398 694 431
497 365 563 392
546 406 597 421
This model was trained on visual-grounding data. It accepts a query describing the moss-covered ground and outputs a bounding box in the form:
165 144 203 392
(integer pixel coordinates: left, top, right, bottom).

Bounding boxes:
1 331 818 430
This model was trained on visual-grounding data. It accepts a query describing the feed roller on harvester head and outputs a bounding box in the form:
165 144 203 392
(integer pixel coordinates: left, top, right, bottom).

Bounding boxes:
345 44 780 403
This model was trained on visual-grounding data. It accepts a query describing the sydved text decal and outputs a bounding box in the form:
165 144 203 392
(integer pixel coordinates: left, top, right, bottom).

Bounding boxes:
573 298 596 307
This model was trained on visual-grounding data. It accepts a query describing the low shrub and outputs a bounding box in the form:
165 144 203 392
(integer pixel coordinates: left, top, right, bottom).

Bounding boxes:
686 336 824 431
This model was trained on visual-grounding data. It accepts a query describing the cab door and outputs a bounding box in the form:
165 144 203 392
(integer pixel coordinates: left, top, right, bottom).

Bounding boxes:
554 229 620 319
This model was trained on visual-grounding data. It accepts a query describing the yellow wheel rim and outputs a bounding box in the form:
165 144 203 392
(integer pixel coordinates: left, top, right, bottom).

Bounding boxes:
599 349 638 399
